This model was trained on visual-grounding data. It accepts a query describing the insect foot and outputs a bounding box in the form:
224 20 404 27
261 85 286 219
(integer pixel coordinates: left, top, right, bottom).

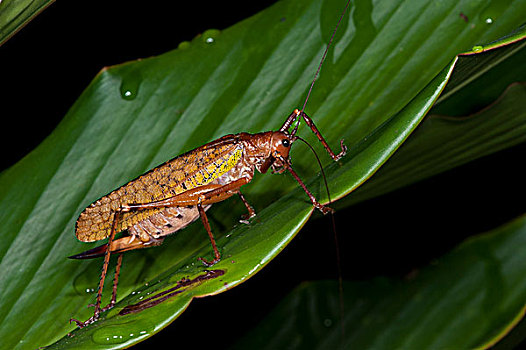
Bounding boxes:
316 203 335 215
198 256 220 267
334 139 348 161
69 315 98 329
239 211 256 225
100 300 116 313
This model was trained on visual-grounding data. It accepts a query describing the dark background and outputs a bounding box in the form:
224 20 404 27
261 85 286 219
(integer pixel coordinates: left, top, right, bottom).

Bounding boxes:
2 1 525 348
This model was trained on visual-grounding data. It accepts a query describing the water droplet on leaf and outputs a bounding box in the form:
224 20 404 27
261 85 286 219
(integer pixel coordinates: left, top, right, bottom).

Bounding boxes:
480 2 505 26
119 71 141 101
92 322 152 345
202 29 220 44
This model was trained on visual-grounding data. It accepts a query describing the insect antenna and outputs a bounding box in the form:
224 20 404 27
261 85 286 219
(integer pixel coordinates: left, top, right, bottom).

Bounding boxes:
290 0 353 137
293 1 353 340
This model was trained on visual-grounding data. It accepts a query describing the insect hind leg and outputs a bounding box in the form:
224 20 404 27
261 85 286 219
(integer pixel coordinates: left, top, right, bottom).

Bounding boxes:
100 253 123 313
71 208 125 328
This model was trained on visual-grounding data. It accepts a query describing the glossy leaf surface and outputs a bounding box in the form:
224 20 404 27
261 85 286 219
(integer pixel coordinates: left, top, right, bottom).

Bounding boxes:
234 215 526 349
0 0 525 348
0 0 54 46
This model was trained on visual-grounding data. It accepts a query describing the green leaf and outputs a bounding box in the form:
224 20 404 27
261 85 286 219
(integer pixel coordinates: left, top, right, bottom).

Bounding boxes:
0 0 54 46
1 0 525 348
233 215 526 349
433 35 526 117
338 31 526 206
46 47 456 350
345 81 526 205
438 24 526 104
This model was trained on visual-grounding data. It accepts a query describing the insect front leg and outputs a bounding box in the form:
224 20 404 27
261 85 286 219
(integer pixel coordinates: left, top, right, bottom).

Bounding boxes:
297 110 347 161
283 109 347 161
280 156 334 215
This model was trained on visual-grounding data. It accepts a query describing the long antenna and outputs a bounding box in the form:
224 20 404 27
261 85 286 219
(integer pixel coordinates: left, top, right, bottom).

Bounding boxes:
300 0 352 115
297 1 353 344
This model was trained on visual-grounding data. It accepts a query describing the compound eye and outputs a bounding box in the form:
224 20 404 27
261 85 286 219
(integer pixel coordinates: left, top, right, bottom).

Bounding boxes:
281 139 290 148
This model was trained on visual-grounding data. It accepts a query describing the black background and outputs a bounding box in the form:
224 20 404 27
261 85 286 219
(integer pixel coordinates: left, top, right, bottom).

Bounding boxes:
2 1 526 348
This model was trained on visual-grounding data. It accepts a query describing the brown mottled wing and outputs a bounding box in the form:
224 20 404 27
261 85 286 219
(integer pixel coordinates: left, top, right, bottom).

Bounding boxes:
75 135 244 242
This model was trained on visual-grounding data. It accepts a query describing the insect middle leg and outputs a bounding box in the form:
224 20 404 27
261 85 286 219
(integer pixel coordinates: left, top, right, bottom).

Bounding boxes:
238 191 256 224
196 203 219 266
121 177 252 265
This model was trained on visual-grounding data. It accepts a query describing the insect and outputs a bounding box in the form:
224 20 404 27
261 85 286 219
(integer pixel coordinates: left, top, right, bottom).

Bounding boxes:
69 0 352 328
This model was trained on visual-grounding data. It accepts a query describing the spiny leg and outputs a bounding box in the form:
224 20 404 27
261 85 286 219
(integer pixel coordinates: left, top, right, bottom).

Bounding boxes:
86 252 123 311
101 253 123 313
71 209 123 328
